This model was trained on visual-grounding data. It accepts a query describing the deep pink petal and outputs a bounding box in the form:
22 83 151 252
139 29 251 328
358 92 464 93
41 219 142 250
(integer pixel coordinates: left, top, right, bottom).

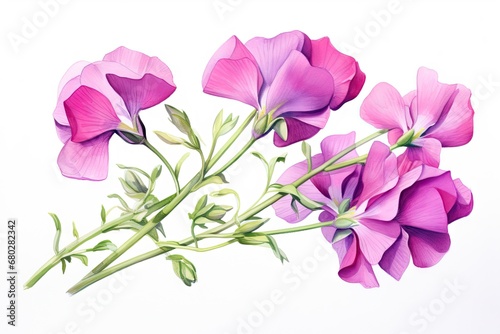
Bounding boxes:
245 31 307 88
413 67 457 131
411 168 457 213
380 230 410 280
406 227 450 267
64 86 121 142
334 234 379 288
360 82 408 131
358 142 398 206
309 37 365 110
203 58 262 109
106 73 176 119
353 219 400 264
268 51 334 117
401 137 442 168
398 188 449 233
103 46 175 85
57 132 113 181
273 118 322 147
424 84 474 147
448 178 474 223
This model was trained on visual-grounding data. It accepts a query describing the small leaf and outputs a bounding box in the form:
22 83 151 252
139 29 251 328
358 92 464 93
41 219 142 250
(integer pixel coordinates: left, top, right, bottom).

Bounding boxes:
49 213 62 255
219 115 239 136
108 194 131 211
155 131 188 145
332 229 352 243
61 258 67 274
71 254 89 266
338 198 351 215
192 174 228 192
174 153 190 178
194 195 208 214
90 240 117 252
151 165 162 183
301 141 312 172
116 164 150 179
100 205 107 225
212 109 224 140
72 221 79 239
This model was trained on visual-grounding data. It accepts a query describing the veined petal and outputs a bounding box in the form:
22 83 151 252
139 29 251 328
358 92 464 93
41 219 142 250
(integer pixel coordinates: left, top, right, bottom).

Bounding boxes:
380 230 410 280
268 51 334 117
203 58 261 109
309 37 365 110
245 31 307 88
55 121 71 143
424 84 474 147
448 178 473 223
360 82 408 131
273 118 322 147
334 234 379 288
104 46 175 84
413 67 457 131
402 137 442 168
54 76 82 141
64 86 121 142
406 227 450 267
106 73 176 119
398 188 448 233
354 219 400 264
57 132 113 181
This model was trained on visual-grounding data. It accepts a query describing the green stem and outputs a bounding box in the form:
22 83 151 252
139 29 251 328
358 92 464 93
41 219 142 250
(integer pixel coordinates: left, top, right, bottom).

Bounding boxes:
144 139 180 194
157 239 237 253
66 129 388 294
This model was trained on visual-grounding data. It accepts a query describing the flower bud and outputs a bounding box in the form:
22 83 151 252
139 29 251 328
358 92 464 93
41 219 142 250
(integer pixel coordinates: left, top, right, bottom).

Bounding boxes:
167 254 197 287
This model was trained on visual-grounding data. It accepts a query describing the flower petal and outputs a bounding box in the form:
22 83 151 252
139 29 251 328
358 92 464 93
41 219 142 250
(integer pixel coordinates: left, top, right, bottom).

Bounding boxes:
406 227 450 267
379 229 410 280
268 51 334 117
424 84 474 147
448 178 473 223
272 117 322 147
106 73 176 119
245 31 307 89
354 219 400 264
64 86 121 142
398 188 449 233
57 132 113 181
400 137 442 168
360 82 408 131
309 37 365 110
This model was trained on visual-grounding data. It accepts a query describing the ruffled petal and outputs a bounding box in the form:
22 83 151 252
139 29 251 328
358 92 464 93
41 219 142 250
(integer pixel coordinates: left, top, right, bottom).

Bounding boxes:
448 178 474 223
406 227 451 267
379 230 410 280
354 219 400 264
413 67 457 131
245 31 307 88
106 73 176 119
309 37 365 110
399 137 442 168
57 132 113 181
268 51 334 117
64 86 121 142
424 84 474 147
360 82 408 131
398 188 449 233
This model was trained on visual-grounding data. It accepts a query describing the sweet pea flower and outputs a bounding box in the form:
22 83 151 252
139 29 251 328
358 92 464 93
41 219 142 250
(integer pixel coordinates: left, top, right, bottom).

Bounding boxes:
360 67 474 168
53 47 176 180
202 31 365 146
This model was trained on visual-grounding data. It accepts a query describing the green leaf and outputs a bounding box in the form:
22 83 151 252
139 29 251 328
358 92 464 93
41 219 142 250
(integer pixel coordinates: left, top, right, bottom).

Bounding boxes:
237 233 288 263
72 221 79 239
192 174 228 192
155 130 188 145
49 213 62 255
267 154 287 184
89 240 117 252
71 254 89 266
266 235 288 263
219 114 239 136
338 198 351 215
116 164 150 179
100 205 106 225
61 258 67 274
193 195 208 215
107 194 131 211
332 229 352 243
274 185 324 210
212 109 224 140
301 141 312 172
150 165 162 183
174 153 190 178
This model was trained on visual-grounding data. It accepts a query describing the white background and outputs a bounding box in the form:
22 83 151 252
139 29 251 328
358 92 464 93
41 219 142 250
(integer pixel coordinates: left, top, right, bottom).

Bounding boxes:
1 0 499 333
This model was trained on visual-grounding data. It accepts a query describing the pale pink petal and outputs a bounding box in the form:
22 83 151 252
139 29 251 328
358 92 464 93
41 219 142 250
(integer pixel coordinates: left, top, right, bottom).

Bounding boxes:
57 132 113 181
268 51 334 117
309 37 365 110
106 73 176 119
245 31 307 88
424 84 474 147
380 230 410 280
406 227 450 267
203 58 262 109
56 60 89 95
103 46 175 85
353 219 400 264
64 86 121 142
401 137 442 168
413 67 457 131
55 121 71 143
360 82 408 131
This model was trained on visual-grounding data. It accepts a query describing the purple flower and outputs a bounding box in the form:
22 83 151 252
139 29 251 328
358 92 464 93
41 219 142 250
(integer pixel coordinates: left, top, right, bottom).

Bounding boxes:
360 67 474 168
272 134 473 287
53 47 176 180
202 31 365 146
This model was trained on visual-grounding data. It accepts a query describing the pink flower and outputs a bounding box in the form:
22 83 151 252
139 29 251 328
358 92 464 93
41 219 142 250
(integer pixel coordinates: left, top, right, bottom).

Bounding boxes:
53 47 176 180
202 31 365 146
360 67 474 168
272 134 473 287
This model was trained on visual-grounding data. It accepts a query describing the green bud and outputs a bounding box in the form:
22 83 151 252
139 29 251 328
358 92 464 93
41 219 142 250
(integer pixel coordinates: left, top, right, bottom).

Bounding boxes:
124 170 148 194
334 218 357 229
253 114 270 136
205 205 232 221
396 129 415 147
237 234 269 245
167 254 197 287
165 105 192 135
235 218 269 234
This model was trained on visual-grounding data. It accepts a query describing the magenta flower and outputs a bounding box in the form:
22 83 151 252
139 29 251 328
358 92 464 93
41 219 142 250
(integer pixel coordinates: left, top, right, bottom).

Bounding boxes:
53 47 176 180
360 67 474 168
272 134 473 287
202 31 365 146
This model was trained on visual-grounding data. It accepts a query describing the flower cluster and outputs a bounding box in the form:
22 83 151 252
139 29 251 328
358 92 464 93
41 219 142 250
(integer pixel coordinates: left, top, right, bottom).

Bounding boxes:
27 30 474 293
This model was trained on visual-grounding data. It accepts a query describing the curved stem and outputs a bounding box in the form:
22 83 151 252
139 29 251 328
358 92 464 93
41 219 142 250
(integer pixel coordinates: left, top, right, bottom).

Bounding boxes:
144 139 180 194
157 239 237 253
